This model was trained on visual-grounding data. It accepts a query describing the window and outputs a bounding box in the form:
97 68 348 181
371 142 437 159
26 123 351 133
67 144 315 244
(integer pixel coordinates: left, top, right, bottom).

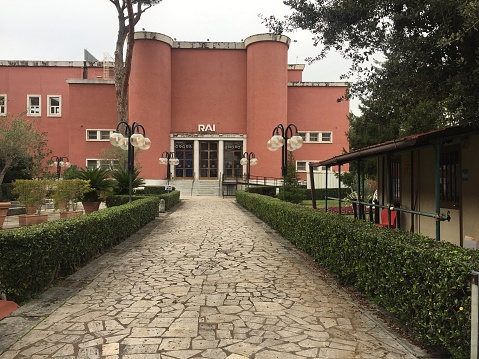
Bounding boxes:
440 147 460 208
390 158 401 204
321 132 332 143
86 159 119 169
0 94 6 116
296 161 307 172
309 132 319 142
27 95 41 116
86 130 114 141
47 95 61 117
300 131 333 143
296 160 324 172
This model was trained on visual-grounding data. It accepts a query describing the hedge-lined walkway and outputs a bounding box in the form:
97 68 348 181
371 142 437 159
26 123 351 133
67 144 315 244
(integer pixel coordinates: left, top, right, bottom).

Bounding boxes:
0 196 439 358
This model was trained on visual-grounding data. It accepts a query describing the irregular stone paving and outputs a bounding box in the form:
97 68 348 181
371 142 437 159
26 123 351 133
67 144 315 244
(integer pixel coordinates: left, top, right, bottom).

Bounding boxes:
0 197 440 359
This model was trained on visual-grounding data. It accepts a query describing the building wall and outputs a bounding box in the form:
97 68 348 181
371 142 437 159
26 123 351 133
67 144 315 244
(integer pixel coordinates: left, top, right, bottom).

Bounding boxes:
377 136 479 247
0 33 350 185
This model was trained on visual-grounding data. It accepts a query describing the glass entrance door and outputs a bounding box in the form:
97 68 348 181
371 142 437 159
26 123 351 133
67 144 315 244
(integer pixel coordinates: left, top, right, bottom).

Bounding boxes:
174 141 194 178
224 141 243 179
200 141 218 178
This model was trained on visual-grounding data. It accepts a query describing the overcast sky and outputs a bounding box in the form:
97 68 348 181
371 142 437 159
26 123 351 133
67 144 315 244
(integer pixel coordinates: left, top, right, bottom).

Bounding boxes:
1 0 358 111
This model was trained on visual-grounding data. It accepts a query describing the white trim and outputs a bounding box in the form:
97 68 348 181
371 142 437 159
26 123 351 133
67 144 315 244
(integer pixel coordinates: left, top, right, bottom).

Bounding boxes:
0 94 6 116
47 95 61 117
27 94 41 117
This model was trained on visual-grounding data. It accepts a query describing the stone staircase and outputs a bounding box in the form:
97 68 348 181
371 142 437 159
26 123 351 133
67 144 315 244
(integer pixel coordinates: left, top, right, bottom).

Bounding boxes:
171 180 221 196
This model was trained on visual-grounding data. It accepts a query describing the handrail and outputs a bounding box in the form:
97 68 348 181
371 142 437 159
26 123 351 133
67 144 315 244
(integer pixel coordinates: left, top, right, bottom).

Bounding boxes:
325 196 451 222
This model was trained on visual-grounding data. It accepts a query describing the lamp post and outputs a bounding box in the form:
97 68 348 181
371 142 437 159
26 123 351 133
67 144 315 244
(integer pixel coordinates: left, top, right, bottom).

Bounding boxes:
240 152 258 183
159 151 179 185
267 124 303 198
110 121 151 202
50 156 71 179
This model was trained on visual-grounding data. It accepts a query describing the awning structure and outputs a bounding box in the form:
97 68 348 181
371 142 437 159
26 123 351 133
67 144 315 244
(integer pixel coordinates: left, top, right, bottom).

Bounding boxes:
309 124 479 242
311 124 479 168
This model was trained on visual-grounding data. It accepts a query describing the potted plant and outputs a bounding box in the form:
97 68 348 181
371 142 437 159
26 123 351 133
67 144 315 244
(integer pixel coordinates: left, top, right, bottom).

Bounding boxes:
78 167 114 213
51 179 91 218
12 179 52 226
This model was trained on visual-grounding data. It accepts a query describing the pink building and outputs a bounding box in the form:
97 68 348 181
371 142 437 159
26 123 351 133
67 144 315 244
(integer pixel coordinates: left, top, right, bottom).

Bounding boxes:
0 32 349 192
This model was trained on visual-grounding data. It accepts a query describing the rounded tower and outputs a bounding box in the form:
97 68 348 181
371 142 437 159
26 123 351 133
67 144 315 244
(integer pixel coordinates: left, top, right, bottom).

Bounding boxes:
245 34 290 179
129 32 173 182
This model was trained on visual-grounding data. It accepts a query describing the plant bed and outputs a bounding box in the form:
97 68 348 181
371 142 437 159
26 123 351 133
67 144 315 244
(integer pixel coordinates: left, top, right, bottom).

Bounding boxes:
18 214 49 226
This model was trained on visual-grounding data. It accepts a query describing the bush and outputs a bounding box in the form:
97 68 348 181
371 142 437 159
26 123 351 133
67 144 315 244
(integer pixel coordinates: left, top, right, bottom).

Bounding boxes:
135 186 176 196
0 196 161 303
0 183 14 201
105 190 180 211
246 186 276 197
236 190 475 359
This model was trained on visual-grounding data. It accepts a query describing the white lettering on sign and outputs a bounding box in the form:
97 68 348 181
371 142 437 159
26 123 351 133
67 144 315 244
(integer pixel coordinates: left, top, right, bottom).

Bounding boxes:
198 124 216 132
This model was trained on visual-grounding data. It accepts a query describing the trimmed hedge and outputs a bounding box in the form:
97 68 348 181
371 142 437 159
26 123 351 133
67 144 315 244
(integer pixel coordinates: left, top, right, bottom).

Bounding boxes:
105 190 180 210
236 191 476 359
135 186 176 196
0 196 161 303
246 185 277 197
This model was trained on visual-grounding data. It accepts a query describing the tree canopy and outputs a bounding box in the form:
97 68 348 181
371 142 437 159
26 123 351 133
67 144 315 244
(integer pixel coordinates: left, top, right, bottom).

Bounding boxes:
109 0 162 123
266 0 479 147
0 114 51 185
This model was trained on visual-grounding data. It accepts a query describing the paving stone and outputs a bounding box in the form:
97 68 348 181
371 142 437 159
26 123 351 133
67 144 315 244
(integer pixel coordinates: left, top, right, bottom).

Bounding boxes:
0 197 441 359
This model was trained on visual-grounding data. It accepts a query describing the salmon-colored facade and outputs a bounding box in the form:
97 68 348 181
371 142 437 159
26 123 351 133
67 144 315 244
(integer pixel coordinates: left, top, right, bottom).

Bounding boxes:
0 32 349 187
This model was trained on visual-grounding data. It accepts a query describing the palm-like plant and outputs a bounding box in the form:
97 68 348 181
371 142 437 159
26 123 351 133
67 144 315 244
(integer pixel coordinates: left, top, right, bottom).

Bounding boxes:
78 167 114 202
112 169 145 195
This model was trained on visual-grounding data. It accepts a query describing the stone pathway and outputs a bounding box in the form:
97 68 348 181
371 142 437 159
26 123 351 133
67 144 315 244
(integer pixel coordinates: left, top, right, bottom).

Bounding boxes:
0 197 441 358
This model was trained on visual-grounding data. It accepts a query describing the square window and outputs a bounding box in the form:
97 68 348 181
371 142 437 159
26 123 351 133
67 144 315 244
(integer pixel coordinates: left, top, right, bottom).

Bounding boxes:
296 161 307 172
86 160 98 168
27 95 41 116
47 95 61 117
321 132 332 142
87 131 98 140
309 132 319 142
298 132 307 141
100 131 111 140
0 94 6 116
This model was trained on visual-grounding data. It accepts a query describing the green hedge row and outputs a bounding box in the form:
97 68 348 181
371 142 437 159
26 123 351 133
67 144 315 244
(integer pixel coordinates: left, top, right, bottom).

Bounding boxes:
245 186 343 201
236 191 476 359
105 190 180 210
0 196 161 303
135 186 176 196
246 186 277 196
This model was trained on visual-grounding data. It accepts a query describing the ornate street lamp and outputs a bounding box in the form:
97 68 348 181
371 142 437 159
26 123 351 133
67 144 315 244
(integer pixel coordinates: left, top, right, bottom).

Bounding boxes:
110 121 151 202
159 151 179 185
267 123 303 177
240 152 258 183
50 156 71 179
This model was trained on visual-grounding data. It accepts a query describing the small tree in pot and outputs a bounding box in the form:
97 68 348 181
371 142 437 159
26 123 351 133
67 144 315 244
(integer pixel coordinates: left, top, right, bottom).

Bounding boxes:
78 167 114 213
51 179 91 217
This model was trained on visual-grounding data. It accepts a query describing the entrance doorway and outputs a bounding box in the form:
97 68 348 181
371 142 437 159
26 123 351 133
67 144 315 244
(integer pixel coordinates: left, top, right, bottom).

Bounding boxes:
224 141 243 179
174 141 194 178
200 141 218 178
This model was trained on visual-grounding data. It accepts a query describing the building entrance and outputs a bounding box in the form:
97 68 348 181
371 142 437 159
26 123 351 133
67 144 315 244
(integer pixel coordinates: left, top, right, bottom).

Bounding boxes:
200 141 218 178
174 141 194 178
224 141 243 179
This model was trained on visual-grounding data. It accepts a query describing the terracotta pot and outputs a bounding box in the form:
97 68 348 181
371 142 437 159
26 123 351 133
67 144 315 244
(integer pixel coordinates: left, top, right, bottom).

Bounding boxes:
59 210 83 219
0 202 11 228
18 214 48 226
82 201 101 214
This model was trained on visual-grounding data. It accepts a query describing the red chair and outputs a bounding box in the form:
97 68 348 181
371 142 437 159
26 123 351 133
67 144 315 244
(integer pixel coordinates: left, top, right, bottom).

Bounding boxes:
379 208 397 228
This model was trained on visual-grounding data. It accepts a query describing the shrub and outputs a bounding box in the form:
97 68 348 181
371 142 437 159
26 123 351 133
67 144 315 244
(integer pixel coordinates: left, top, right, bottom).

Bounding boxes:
236 190 475 359
0 196 160 303
105 190 180 211
246 186 276 197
